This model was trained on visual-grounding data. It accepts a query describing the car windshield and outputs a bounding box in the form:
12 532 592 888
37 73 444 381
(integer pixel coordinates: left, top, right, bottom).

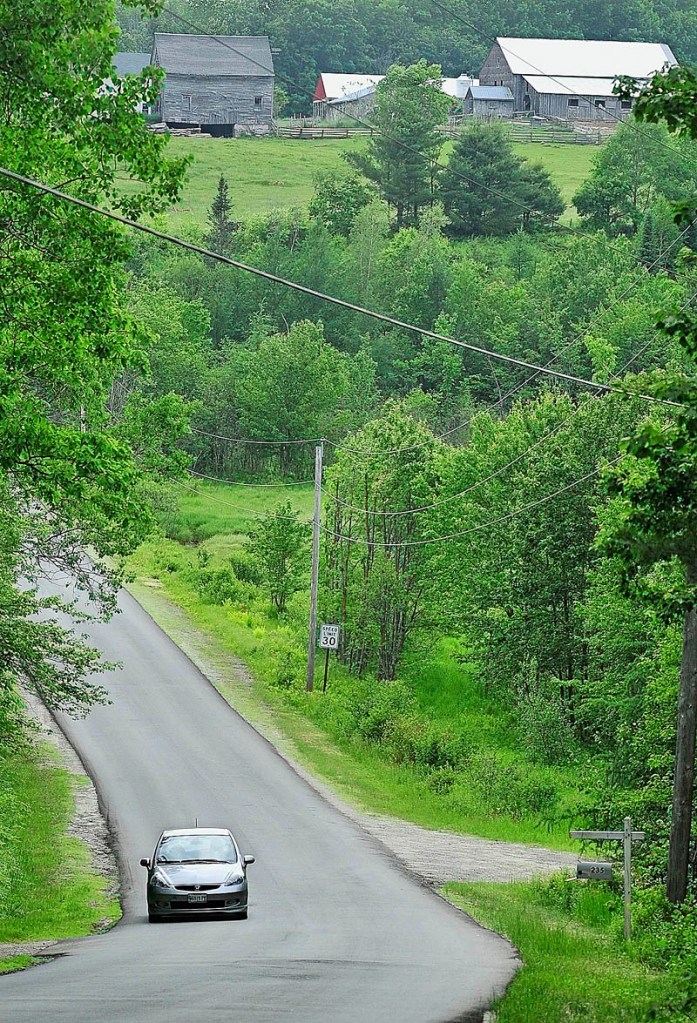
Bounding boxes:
157 834 237 863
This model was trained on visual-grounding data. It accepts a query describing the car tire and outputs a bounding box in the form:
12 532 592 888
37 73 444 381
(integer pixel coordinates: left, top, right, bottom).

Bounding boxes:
235 909 248 920
148 912 160 923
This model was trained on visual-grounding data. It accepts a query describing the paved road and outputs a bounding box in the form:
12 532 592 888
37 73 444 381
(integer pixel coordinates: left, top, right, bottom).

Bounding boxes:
2 585 516 1022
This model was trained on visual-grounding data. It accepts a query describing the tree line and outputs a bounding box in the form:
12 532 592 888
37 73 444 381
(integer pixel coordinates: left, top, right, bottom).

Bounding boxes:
115 0 697 111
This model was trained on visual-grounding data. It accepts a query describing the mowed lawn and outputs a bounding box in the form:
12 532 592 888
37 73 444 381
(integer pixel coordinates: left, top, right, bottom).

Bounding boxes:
151 135 596 230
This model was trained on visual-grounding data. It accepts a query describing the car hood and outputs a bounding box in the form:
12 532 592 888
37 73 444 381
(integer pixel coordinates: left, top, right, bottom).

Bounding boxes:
156 862 242 886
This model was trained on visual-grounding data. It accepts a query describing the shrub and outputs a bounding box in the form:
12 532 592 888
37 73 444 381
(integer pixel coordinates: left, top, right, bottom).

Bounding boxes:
228 550 263 586
196 567 247 605
455 751 558 819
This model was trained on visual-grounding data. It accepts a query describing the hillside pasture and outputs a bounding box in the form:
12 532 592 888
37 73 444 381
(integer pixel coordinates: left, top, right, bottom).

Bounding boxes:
141 135 596 230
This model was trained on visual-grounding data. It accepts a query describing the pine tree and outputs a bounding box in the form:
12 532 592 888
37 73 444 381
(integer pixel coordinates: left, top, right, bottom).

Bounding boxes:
206 176 238 253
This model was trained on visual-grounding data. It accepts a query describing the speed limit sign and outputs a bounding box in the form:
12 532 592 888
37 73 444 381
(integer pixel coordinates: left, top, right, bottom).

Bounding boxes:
319 624 340 650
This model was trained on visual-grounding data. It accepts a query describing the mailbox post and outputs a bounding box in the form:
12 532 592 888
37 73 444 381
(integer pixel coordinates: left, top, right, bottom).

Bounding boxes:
570 817 645 940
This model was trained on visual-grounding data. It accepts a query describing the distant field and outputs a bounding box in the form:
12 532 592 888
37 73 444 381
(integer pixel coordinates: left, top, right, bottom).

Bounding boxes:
512 142 597 210
153 136 366 230
152 135 596 230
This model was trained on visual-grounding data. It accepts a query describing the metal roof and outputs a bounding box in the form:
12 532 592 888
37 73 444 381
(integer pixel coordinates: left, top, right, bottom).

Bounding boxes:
317 74 385 100
328 83 379 105
152 34 274 78
468 85 513 100
114 52 151 77
522 75 620 96
497 37 677 79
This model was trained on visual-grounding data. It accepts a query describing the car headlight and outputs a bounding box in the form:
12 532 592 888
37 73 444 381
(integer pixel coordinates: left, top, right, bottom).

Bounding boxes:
224 869 245 885
149 870 172 889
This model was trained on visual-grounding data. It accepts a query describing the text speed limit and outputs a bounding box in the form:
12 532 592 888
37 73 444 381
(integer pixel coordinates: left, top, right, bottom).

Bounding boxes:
319 624 340 650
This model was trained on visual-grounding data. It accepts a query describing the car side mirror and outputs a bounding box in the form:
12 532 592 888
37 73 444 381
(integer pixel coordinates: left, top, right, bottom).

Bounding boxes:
243 855 255 866
139 858 150 868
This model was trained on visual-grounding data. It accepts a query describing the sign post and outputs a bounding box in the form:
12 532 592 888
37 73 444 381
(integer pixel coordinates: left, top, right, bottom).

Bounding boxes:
318 624 340 694
570 818 645 940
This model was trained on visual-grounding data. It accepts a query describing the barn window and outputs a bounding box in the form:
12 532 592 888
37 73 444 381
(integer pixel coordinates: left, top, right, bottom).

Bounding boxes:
182 94 192 111
568 98 579 107
594 99 606 108
255 95 263 107
621 99 632 110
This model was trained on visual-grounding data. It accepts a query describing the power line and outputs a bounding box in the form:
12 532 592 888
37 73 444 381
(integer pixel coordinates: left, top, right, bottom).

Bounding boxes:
321 455 623 548
189 468 313 486
192 427 321 446
0 166 680 406
170 476 313 522
191 215 691 461
320 315 680 519
158 5 667 265
428 0 686 161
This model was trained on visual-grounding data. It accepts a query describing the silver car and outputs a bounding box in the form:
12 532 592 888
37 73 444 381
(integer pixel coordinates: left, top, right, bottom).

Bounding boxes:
140 827 255 921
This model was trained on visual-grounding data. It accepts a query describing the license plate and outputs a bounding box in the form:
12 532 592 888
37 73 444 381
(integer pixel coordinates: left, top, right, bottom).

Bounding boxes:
187 893 207 904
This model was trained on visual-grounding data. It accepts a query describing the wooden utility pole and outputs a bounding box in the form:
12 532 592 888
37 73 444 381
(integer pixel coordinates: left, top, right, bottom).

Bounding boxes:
306 443 323 692
667 604 697 903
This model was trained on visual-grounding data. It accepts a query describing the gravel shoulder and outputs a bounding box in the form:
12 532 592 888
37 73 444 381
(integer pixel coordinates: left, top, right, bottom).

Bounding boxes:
1 584 574 961
127 580 577 886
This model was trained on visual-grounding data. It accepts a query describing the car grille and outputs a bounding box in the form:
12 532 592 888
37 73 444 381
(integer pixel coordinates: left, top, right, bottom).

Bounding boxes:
175 884 221 891
171 897 241 909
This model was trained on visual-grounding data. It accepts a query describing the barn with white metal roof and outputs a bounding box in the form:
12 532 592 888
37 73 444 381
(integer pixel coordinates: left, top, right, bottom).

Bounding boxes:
480 37 677 121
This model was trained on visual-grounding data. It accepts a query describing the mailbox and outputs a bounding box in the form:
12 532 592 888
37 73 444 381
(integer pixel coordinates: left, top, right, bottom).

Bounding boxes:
577 860 613 881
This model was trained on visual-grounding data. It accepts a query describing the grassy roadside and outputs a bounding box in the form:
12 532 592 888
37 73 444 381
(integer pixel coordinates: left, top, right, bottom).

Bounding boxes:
444 881 686 1023
127 492 579 850
0 744 120 974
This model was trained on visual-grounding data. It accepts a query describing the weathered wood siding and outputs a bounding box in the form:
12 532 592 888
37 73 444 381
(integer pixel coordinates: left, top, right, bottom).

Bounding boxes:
479 42 521 106
463 96 515 118
529 87 631 121
159 73 274 127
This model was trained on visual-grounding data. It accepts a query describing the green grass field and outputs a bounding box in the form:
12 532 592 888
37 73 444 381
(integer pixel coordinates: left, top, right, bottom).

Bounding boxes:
148 136 365 231
0 746 120 973
146 135 595 230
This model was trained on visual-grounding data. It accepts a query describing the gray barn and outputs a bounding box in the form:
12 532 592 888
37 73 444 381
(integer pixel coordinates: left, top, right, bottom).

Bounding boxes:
462 85 514 118
480 37 676 122
152 33 275 136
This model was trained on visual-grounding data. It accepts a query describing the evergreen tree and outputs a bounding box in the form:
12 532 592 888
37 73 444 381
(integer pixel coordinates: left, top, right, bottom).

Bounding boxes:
440 123 562 237
345 61 450 229
206 176 238 253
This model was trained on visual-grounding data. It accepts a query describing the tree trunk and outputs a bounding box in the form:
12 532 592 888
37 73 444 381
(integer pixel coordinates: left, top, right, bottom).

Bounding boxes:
667 603 697 903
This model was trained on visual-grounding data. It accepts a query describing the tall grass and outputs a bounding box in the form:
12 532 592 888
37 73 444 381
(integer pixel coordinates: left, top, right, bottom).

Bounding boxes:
445 880 685 1023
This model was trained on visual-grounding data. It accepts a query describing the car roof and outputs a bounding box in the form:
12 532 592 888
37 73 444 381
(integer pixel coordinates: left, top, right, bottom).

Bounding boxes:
160 827 232 838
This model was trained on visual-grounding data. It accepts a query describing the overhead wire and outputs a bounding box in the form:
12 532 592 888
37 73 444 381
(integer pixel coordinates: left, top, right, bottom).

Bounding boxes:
320 455 624 548
191 214 692 459
0 166 681 407
320 294 693 520
158 5 666 266
188 468 313 486
427 0 686 160
170 476 313 522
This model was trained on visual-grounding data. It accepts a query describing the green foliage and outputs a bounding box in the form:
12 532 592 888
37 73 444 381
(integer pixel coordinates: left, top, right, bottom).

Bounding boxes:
249 502 308 613
308 172 375 236
205 175 239 253
440 123 563 236
0 0 190 738
572 120 697 237
346 61 450 228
